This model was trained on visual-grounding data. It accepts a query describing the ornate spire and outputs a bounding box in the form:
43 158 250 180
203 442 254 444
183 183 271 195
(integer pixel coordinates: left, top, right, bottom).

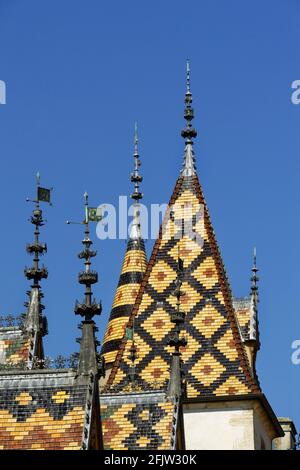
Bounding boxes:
74 192 102 377
249 247 259 343
167 254 187 398
23 173 51 367
100 125 147 376
24 174 50 333
181 60 197 177
130 122 143 240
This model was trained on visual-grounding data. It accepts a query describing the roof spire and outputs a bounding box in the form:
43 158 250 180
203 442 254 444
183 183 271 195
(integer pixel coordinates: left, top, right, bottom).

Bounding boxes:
130 122 143 240
74 192 102 378
251 247 259 301
167 252 187 398
249 247 260 344
186 59 191 93
100 125 148 376
181 60 197 177
24 173 52 367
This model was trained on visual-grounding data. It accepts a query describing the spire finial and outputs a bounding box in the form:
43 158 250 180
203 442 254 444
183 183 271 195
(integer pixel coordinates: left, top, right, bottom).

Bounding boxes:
131 122 143 202
75 192 101 321
181 61 197 176
130 123 143 240
24 174 52 365
72 193 102 378
186 59 191 93
249 247 260 347
134 121 138 156
251 247 259 302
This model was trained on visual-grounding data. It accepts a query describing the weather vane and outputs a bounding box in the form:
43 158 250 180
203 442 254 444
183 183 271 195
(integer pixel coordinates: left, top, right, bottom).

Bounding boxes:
26 171 53 206
66 191 103 226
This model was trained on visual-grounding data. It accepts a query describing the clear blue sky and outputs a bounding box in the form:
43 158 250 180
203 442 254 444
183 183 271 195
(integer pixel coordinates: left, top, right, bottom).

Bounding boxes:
0 0 299 433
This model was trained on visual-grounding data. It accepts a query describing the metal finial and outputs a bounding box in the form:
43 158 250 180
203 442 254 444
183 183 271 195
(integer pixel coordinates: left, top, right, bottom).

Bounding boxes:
84 191 89 207
130 123 143 239
36 171 40 186
250 247 259 311
181 61 197 176
186 59 190 93
134 121 138 156
23 175 49 344
84 192 89 224
73 193 101 323
249 247 260 345
130 123 143 202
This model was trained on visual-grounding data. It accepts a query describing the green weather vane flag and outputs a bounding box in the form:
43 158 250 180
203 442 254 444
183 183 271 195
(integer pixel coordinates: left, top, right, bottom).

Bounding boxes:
66 191 103 226
84 191 103 223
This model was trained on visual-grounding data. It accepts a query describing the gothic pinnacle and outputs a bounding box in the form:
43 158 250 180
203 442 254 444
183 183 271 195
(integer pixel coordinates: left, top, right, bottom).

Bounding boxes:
130 122 143 240
181 60 197 177
74 192 102 322
23 172 52 340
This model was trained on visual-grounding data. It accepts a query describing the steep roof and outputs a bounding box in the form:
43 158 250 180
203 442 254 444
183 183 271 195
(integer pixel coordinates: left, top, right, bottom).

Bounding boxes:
101 126 147 369
106 64 261 399
107 174 260 398
101 238 147 367
0 369 99 450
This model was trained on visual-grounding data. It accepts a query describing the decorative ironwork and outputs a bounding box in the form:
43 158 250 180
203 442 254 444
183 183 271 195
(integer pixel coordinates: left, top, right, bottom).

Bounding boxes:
181 60 197 142
0 360 27 371
24 266 48 281
101 379 169 394
26 242 47 255
42 353 80 369
0 314 25 328
74 300 102 319
78 271 98 285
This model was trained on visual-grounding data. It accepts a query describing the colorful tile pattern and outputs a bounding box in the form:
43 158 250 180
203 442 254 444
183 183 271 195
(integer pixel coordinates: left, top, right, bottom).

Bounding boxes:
101 238 147 367
107 175 260 398
0 328 31 367
101 392 178 450
0 384 88 449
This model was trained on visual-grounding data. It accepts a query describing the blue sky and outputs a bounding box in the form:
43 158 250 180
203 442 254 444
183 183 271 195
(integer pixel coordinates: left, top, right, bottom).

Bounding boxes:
0 0 299 433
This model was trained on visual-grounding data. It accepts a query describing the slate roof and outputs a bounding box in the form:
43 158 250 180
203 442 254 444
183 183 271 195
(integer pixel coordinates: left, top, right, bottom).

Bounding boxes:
0 369 96 450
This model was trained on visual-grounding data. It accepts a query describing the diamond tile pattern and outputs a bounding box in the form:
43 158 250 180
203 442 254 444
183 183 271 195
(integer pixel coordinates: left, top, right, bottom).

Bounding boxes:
107 175 260 398
101 393 177 450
